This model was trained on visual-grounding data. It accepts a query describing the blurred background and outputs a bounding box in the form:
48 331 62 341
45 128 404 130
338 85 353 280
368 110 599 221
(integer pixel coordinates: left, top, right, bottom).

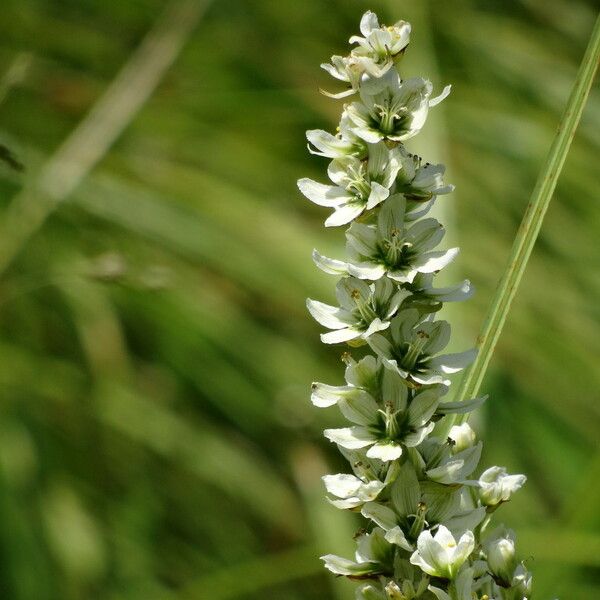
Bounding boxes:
0 0 598 598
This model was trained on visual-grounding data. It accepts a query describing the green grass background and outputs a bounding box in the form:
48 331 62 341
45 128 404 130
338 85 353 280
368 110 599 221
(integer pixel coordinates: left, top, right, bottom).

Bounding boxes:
0 0 598 598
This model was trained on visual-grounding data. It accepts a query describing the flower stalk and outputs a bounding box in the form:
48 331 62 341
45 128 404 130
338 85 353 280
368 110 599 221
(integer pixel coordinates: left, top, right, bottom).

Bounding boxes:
451 12 600 416
301 11 534 599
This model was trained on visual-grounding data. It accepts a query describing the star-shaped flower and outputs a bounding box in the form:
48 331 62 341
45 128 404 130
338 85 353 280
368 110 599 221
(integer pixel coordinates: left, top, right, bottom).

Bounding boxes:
478 467 526 506
345 70 450 143
307 276 407 344
320 12 411 98
368 309 477 386
410 526 475 579
298 142 402 226
313 195 459 283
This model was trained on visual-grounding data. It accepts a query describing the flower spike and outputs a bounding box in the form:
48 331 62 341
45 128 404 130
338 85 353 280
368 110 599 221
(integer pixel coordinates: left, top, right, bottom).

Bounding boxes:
300 11 530 599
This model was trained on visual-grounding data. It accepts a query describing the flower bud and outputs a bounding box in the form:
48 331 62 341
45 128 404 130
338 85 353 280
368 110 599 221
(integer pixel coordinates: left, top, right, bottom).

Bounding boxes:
511 563 533 597
448 423 476 452
486 535 517 585
478 466 526 506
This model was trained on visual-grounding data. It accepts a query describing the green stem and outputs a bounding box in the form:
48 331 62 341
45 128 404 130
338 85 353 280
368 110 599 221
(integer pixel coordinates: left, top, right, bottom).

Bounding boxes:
451 13 600 422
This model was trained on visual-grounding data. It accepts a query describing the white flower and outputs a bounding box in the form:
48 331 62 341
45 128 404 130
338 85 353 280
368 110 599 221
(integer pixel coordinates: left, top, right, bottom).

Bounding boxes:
511 563 533 597
448 423 477 453
410 526 475 579
361 463 485 550
312 195 459 283
320 11 411 99
322 473 385 509
478 466 526 506
368 309 476 386
306 276 407 344
306 116 367 159
425 442 483 485
298 141 402 226
396 150 454 201
349 11 411 77
322 373 442 461
322 527 393 577
345 70 451 143
485 530 517 586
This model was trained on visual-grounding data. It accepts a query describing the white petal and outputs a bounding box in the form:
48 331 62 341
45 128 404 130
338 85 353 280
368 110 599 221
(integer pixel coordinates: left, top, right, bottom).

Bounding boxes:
429 348 477 373
366 182 390 210
324 426 377 449
361 502 398 530
453 529 475 565
321 327 361 344
407 389 440 427
385 526 413 551
429 84 452 107
323 473 363 498
367 441 403 461
312 249 348 275
359 10 379 36
415 248 460 273
338 390 380 425
325 202 365 227
311 383 358 408
306 299 352 329
367 333 394 359
346 223 378 256
348 261 387 280
297 178 350 207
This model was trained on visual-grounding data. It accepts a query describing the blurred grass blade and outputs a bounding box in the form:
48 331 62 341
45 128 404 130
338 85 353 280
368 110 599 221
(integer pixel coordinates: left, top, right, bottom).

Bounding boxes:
182 545 319 599
452 12 600 415
0 0 212 276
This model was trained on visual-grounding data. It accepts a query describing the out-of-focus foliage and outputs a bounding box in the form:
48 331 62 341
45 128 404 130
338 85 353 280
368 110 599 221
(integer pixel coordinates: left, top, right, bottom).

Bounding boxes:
0 0 597 599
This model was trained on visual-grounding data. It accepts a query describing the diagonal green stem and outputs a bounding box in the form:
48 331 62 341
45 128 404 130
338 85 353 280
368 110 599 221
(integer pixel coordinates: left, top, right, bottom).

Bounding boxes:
451 12 600 421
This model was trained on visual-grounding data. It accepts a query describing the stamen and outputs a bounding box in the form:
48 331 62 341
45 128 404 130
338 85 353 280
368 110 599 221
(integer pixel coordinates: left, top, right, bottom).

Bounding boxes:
401 330 429 371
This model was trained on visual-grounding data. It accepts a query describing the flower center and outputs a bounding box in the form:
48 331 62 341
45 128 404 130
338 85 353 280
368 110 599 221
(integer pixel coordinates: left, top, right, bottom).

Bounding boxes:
350 288 378 325
400 330 429 371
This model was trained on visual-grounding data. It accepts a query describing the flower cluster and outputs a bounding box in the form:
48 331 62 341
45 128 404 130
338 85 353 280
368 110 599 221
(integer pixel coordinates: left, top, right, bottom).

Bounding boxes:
301 11 531 600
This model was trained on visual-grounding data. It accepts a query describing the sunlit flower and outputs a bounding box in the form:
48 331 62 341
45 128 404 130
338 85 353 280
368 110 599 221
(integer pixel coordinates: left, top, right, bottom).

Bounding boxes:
322 527 394 577
345 70 451 143
307 276 407 344
410 526 475 579
298 142 402 226
368 309 476 386
478 467 526 506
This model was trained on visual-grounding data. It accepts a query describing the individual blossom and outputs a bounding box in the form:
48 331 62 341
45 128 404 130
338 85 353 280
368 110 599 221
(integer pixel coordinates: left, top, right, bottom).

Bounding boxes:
361 463 485 549
478 466 527 507
349 11 411 77
423 439 483 485
368 309 476 386
321 12 411 98
485 529 517 586
345 69 451 143
322 371 442 460
510 563 533 598
322 527 394 577
395 149 454 201
306 276 407 344
320 446 389 510
322 472 386 510
448 423 477 453
313 195 459 283
409 526 475 580
306 114 368 159
298 142 402 226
